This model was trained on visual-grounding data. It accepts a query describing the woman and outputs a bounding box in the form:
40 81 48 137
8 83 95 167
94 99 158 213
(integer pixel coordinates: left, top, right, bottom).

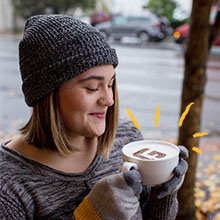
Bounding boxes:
0 15 188 220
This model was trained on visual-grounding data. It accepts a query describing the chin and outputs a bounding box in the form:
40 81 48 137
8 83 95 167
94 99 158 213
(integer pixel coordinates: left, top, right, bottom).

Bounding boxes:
93 128 106 137
89 126 106 137
86 121 106 137
85 132 104 138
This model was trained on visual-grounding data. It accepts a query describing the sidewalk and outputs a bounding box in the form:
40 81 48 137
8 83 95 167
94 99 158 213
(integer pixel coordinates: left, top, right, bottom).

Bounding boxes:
160 137 220 220
193 139 220 220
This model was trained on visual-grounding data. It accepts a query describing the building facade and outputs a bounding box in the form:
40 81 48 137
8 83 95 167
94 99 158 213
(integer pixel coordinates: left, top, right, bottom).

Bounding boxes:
0 0 13 33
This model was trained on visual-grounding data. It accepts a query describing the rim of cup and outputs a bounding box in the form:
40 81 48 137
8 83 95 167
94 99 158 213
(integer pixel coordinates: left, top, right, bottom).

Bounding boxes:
122 140 180 162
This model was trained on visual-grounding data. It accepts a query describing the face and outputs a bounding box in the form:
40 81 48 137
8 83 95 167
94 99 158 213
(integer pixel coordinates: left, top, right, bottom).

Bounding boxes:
57 64 115 139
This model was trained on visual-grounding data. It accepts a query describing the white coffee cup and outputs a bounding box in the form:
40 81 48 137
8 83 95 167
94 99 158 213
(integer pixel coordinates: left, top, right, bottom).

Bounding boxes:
122 140 179 186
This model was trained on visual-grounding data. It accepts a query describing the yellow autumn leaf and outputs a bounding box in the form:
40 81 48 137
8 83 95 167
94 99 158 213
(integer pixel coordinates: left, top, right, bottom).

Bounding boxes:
210 192 220 203
195 199 203 207
206 164 215 174
194 190 206 199
195 208 208 220
213 155 220 160
195 181 206 188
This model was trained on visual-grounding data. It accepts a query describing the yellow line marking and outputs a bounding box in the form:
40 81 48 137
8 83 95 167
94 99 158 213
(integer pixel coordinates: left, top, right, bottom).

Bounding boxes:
178 102 194 127
126 107 141 130
193 132 208 138
155 105 160 127
192 147 202 154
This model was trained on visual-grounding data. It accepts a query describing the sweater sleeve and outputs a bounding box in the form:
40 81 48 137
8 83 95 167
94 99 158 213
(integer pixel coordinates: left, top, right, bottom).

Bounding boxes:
116 119 144 144
0 190 26 220
141 188 178 220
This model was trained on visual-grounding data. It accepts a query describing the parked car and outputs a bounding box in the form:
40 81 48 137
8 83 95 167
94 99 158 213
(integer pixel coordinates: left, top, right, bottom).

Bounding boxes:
173 23 189 44
158 16 172 38
95 15 165 42
173 22 220 46
173 6 220 46
91 11 110 26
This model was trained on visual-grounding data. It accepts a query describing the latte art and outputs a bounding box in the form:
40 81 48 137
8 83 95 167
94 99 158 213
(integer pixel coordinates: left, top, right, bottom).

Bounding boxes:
148 150 166 158
122 140 180 186
123 140 178 161
133 148 166 160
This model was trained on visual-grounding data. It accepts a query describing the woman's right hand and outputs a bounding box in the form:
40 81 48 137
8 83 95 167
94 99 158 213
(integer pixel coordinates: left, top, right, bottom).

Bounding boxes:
73 169 143 220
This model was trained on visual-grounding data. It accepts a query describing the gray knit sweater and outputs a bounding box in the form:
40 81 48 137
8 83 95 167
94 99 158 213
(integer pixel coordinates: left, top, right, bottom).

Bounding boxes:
0 120 178 220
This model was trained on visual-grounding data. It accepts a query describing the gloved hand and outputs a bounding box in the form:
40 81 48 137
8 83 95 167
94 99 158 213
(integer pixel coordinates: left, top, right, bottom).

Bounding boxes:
73 169 143 220
152 145 189 199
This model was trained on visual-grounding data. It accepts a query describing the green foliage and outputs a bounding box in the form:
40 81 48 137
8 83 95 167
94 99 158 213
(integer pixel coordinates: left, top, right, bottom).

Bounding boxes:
147 0 177 22
171 17 190 29
11 0 96 19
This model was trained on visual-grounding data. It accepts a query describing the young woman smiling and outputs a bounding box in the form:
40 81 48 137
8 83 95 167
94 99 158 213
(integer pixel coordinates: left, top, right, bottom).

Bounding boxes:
0 15 188 220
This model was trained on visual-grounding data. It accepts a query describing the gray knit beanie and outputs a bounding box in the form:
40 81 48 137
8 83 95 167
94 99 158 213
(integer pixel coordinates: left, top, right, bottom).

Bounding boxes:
19 14 118 107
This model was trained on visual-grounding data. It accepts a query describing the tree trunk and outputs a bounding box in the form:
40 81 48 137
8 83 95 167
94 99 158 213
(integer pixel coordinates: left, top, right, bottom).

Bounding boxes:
176 0 213 219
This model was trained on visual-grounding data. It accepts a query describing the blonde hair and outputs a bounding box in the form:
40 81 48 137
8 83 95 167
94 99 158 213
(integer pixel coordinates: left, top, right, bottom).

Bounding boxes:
20 79 118 158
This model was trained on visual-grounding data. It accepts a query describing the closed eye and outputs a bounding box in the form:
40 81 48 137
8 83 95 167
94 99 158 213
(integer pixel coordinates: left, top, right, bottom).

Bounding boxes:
86 88 99 92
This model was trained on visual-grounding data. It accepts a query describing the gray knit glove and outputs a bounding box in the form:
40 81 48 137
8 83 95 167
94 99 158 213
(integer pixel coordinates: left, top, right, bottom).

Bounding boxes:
73 169 143 220
152 145 189 199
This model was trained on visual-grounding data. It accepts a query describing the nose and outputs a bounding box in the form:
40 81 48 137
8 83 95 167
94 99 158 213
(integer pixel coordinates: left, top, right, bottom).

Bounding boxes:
98 88 114 107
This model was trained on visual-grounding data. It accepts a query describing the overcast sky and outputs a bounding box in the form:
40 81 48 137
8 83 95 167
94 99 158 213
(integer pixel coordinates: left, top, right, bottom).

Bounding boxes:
177 0 192 11
174 0 192 19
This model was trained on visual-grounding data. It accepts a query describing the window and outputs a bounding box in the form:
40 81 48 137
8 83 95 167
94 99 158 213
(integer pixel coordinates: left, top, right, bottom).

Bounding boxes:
113 16 128 25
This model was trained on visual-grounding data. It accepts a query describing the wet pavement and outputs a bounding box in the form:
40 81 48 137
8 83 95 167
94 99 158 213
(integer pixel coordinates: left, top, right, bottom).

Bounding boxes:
195 140 220 220
0 34 220 219
1 34 220 140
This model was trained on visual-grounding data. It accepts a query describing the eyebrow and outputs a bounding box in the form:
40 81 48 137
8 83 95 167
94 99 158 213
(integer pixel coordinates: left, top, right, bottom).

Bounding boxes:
78 73 116 83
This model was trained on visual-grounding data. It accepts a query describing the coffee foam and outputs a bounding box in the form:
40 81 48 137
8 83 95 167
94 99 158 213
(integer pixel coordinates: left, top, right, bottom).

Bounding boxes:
123 140 179 161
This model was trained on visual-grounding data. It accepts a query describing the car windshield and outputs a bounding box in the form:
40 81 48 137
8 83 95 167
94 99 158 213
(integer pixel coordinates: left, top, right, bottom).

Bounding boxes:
128 16 150 22
113 16 128 25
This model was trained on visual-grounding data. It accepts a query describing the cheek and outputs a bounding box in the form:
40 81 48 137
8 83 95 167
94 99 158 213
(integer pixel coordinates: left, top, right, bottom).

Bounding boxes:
59 93 91 119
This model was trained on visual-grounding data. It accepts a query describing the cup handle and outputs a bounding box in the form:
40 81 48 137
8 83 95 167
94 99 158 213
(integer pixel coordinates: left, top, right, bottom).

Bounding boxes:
121 161 138 172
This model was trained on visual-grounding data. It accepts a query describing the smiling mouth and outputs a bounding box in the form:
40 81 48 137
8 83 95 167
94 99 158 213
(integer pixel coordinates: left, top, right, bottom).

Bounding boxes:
89 112 106 119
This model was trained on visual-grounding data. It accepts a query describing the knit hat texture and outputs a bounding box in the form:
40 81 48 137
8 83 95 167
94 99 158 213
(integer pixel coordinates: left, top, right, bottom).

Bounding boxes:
19 14 118 107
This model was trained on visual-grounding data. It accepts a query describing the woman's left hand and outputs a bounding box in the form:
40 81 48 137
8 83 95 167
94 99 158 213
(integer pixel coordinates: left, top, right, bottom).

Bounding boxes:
152 145 189 199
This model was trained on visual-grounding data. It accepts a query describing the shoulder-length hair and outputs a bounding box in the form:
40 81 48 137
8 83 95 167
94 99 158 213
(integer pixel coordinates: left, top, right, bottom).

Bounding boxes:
19 78 118 158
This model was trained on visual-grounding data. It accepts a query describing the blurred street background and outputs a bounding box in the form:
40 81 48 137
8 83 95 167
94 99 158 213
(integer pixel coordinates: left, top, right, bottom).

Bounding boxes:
1 36 220 142
0 0 220 219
